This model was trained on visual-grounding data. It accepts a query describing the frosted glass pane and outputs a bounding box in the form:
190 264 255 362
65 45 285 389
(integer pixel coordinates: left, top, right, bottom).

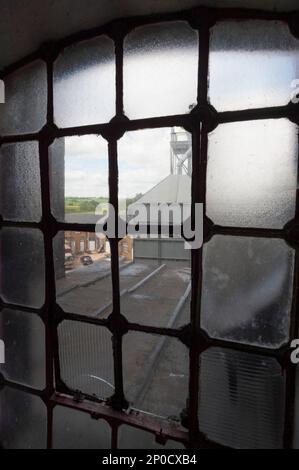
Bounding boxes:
199 348 285 449
206 119 298 228
123 332 188 419
53 231 112 318
54 36 115 127
0 388 46 449
124 22 198 119
0 61 47 135
53 407 110 449
0 228 45 308
49 135 108 223
118 426 185 449
201 236 294 348
58 321 114 400
0 141 42 222
1 309 45 389
209 20 299 111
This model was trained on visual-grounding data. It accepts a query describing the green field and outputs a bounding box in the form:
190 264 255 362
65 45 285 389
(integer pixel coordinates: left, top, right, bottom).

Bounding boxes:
65 194 143 214
65 197 108 214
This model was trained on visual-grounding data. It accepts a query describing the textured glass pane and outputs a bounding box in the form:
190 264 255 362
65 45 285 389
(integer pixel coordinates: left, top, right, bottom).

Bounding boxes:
0 228 45 308
58 321 114 400
123 332 188 419
49 135 108 223
118 128 191 327
199 348 285 449
124 22 198 119
0 141 42 222
0 388 46 449
54 36 115 127
0 309 45 389
0 61 47 135
209 20 299 111
207 119 298 228
54 231 112 317
53 407 110 449
118 426 185 449
201 236 294 348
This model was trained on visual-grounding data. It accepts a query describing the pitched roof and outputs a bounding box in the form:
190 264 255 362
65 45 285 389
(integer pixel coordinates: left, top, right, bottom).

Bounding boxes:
136 174 191 204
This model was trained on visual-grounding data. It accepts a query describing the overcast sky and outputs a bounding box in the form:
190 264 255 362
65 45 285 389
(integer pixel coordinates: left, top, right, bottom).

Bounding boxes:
64 128 175 199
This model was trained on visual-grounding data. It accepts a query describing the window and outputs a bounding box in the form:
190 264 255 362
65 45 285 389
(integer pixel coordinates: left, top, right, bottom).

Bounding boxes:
0 7 299 449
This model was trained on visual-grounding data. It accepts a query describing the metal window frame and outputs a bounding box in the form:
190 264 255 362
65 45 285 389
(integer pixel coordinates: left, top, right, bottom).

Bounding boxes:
0 5 299 449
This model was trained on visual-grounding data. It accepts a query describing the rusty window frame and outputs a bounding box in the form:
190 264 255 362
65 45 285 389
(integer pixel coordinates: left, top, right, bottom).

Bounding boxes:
0 6 299 449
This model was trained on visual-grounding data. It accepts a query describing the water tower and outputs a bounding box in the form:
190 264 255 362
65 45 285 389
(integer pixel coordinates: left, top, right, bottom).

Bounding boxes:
170 127 192 176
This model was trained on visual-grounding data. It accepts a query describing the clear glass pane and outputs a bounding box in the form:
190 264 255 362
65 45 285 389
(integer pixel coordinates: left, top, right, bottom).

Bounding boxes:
58 320 114 400
0 228 45 308
118 128 191 327
53 407 110 449
54 36 115 127
0 388 46 449
206 119 298 229
0 61 47 135
0 141 42 222
201 236 294 348
199 348 285 449
49 135 109 223
0 309 45 389
118 425 185 449
209 20 299 111
53 231 112 318
124 21 198 119
123 332 188 419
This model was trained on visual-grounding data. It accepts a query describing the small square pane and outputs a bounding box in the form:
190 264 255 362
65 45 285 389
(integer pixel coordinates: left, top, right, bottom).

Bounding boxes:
201 236 294 349
206 119 298 229
53 231 112 318
120 260 191 328
0 141 42 222
54 36 115 127
124 22 198 119
0 228 45 308
0 61 47 135
53 407 110 449
58 320 114 400
209 20 299 111
123 332 188 419
49 135 109 223
0 309 45 389
0 388 46 449
199 348 285 449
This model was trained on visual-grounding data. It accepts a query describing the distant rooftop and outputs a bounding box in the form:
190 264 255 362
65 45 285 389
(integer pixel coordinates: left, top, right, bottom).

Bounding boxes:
136 174 191 204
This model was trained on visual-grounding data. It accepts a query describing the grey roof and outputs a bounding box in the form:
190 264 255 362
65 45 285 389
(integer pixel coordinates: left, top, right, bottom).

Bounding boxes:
136 174 191 204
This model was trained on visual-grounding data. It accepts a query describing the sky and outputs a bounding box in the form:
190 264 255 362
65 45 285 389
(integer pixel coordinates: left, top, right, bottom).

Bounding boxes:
63 128 179 200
